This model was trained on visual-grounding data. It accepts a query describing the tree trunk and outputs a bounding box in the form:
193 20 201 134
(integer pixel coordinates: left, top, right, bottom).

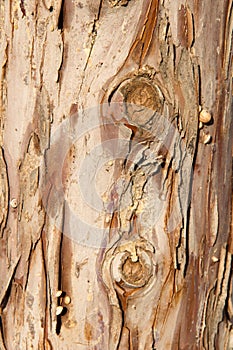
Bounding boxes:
0 0 232 349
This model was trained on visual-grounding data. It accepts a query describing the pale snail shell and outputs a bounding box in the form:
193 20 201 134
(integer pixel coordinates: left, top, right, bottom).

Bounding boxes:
55 290 63 297
63 296 71 305
203 133 212 144
10 198 18 208
56 306 64 316
199 109 212 124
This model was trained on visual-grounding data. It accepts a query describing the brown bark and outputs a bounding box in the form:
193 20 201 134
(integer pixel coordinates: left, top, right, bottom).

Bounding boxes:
0 0 232 349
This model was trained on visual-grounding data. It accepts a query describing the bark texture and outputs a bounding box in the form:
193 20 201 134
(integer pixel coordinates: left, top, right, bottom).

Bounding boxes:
0 0 233 349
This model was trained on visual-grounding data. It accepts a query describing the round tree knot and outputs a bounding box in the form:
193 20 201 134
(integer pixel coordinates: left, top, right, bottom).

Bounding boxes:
111 241 154 289
120 77 164 127
121 255 151 288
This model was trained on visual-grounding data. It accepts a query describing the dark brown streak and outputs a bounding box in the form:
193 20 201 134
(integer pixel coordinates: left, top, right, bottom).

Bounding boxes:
124 0 160 68
0 316 7 350
58 0 65 30
41 228 50 349
100 0 160 106
137 0 160 66
56 202 65 335
20 0 26 18
0 147 9 239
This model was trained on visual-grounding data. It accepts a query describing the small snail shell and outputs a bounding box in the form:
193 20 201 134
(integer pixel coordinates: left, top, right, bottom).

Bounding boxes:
63 296 71 305
211 256 219 263
56 306 64 316
203 134 212 144
55 290 63 297
10 198 18 208
199 109 212 124
199 121 203 129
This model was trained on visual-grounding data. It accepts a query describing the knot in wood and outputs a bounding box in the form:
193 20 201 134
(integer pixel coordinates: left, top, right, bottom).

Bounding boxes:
120 77 163 127
112 248 153 289
121 255 150 287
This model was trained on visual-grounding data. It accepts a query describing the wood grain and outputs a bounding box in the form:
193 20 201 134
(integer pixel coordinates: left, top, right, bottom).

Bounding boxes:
0 0 232 349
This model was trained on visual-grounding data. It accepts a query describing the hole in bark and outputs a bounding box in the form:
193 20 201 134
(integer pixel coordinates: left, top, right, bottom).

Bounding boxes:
49 6 53 12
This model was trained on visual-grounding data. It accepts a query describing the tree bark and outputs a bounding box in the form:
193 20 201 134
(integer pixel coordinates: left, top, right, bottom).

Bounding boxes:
0 0 232 349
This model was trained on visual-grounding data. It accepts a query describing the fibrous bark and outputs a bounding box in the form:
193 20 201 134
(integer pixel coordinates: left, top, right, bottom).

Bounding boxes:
0 0 232 349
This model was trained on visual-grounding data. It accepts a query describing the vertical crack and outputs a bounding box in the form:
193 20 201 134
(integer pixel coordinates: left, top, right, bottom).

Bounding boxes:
55 203 65 335
0 316 7 350
77 0 103 101
58 0 65 30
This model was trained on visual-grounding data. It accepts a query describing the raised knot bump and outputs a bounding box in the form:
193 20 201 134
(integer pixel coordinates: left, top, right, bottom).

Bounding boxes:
111 241 154 289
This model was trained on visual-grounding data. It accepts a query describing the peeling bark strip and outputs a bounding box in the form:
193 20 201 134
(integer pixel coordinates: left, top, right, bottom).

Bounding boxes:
0 0 232 349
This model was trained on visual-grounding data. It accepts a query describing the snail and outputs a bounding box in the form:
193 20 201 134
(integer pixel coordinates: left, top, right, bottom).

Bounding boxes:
199 109 212 124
